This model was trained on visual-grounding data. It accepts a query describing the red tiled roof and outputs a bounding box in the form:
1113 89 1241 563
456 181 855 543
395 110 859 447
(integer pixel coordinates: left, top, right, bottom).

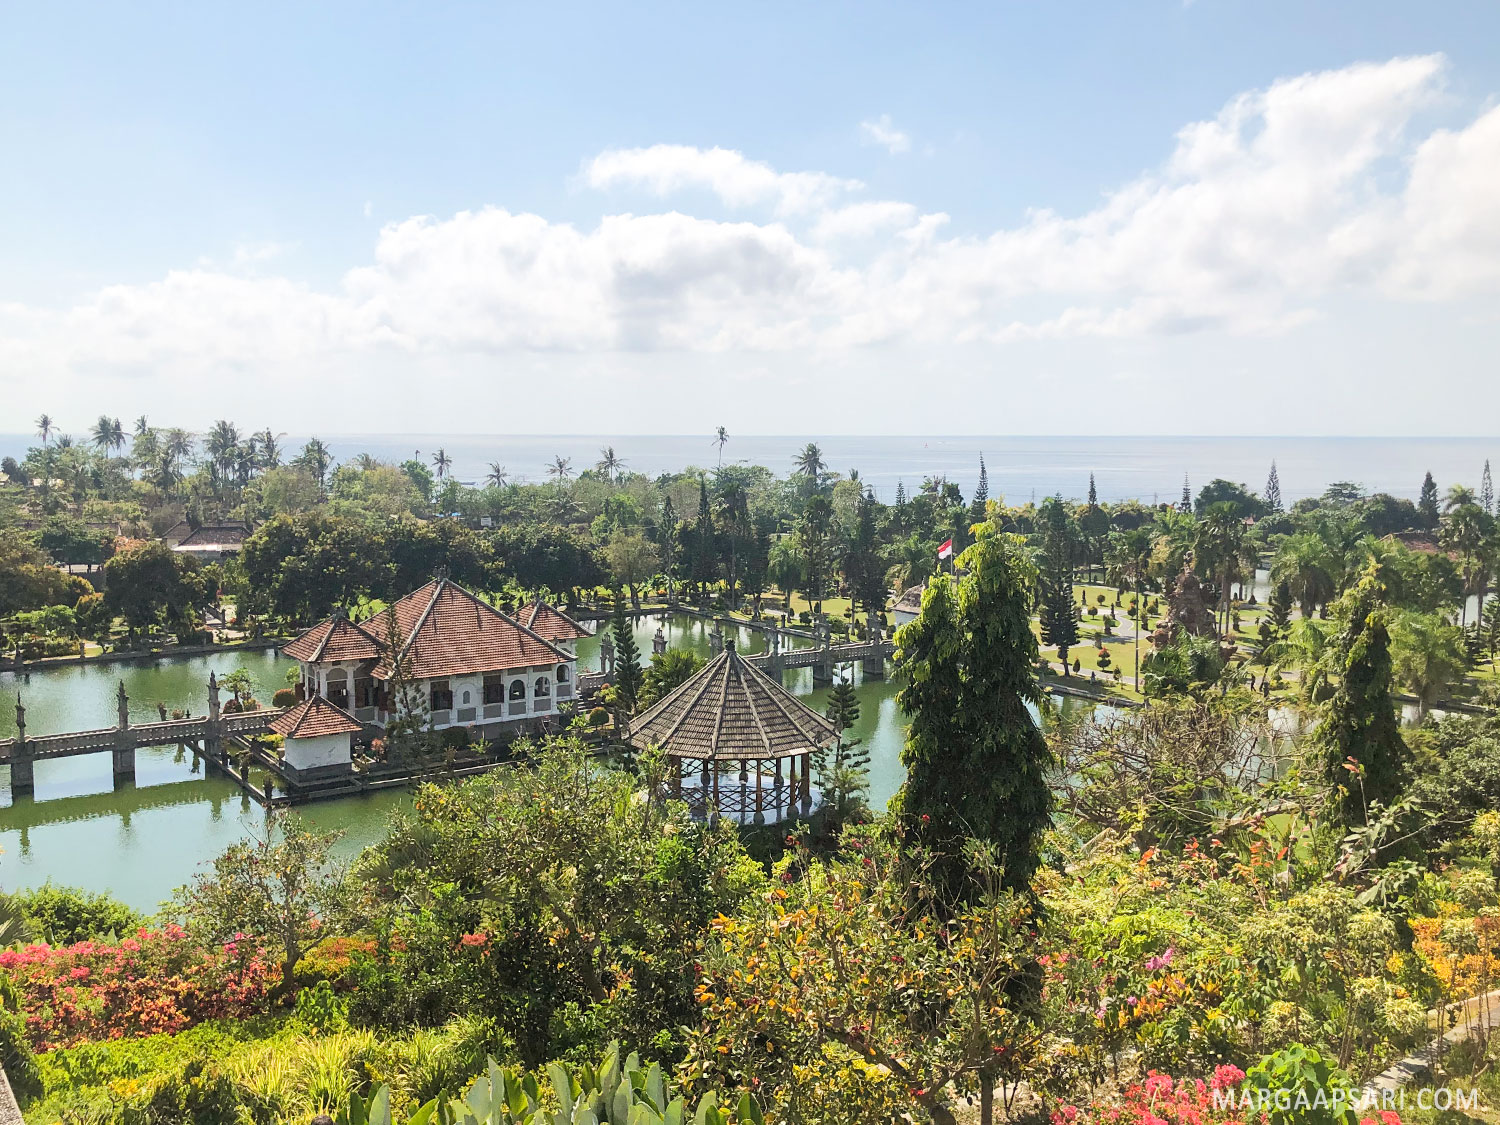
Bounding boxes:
173 524 249 548
364 578 569 680
283 617 383 663
517 600 591 642
268 695 364 739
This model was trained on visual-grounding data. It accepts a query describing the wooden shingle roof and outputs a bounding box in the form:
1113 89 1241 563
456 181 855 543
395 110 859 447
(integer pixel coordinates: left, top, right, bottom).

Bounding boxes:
283 616 383 663
517 600 592 643
628 644 837 761
363 578 569 681
268 695 364 739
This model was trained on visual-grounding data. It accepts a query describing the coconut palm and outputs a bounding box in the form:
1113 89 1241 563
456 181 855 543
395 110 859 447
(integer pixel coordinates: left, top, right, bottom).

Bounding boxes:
133 415 149 436
1390 610 1468 723
35 414 53 445
1107 524 1155 688
1446 485 1479 513
713 426 729 467
431 448 452 479
1195 502 1245 635
255 430 285 469
91 415 125 456
547 456 573 482
204 420 242 494
595 446 625 480
295 437 332 490
1442 501 1493 627
485 462 508 489
1271 532 1337 620
1263 616 1338 702
794 442 826 480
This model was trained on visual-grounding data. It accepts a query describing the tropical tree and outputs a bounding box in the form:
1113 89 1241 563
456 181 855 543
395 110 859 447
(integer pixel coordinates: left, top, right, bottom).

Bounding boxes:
1107 525 1154 689
595 446 625 480
1271 531 1338 619
485 461 508 489
713 425 728 467
1196 500 1246 634
90 415 125 456
609 598 644 713
605 530 659 610
173 811 358 997
294 437 333 492
893 520 1052 896
35 414 53 446
547 455 574 482
430 447 452 480
812 678 870 831
1389 610 1468 724
1312 564 1408 827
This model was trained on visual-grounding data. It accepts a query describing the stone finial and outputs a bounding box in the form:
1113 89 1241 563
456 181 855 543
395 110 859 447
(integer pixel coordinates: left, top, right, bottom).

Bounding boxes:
14 694 25 742
208 671 222 721
116 681 130 729
652 627 667 655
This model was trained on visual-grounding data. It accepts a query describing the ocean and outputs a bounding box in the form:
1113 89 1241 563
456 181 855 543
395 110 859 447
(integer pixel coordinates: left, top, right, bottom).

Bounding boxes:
2 434 1495 506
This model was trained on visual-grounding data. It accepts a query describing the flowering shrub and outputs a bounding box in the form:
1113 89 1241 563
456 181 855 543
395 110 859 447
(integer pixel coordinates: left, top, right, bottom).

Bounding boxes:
0 925 276 1050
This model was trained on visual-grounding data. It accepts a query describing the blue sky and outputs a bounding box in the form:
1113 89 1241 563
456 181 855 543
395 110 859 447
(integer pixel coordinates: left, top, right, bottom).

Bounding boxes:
3 2 1499 435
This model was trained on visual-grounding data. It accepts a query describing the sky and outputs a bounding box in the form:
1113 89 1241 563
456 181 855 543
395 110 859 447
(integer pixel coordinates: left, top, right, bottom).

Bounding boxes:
2 1 1498 437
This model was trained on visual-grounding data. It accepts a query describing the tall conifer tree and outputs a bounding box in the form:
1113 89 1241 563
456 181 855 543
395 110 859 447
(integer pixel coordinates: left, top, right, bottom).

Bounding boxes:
610 596 644 712
1483 460 1494 516
1179 475 1192 512
1313 564 1407 827
1265 461 1283 514
1418 472 1440 529
894 522 1053 895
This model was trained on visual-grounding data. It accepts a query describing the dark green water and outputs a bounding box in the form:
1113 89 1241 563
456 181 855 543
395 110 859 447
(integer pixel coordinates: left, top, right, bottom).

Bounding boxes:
0 613 1073 913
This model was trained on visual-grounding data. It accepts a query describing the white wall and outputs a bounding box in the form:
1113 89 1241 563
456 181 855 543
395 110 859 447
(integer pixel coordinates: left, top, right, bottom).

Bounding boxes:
284 732 352 772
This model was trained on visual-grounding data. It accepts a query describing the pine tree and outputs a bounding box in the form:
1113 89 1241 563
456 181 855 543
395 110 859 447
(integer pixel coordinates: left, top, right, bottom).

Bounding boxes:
1268 580 1293 633
610 597 644 712
658 494 678 602
1419 472 1440 529
1483 460 1494 516
893 479 908 535
1265 461 1283 514
1179 475 1192 513
1087 473 1098 509
1313 564 1407 828
894 524 1052 895
974 456 989 506
814 680 870 830
1038 577 1080 673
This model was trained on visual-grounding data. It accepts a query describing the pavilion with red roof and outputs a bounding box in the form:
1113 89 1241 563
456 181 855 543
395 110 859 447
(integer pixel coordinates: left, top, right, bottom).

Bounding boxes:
282 577 586 738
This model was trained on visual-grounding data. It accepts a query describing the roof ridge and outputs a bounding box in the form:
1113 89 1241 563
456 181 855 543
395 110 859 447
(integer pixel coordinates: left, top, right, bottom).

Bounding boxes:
709 651 733 760
309 618 338 663
396 579 446 666
744 657 836 742
657 649 727 748
733 650 775 756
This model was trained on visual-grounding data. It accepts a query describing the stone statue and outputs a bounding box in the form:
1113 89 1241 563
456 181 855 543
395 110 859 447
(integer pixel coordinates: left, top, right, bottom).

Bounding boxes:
600 632 615 675
1151 557 1217 647
116 681 130 729
14 695 25 743
652 627 667 656
208 671 221 721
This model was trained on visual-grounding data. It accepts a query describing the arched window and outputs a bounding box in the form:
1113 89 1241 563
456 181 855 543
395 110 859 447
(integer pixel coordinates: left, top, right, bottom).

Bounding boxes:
508 680 526 700
461 689 471 705
533 676 551 697
556 664 570 683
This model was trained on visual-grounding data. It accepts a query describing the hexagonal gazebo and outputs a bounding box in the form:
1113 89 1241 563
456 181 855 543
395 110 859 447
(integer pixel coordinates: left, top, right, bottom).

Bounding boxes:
626 639 838 823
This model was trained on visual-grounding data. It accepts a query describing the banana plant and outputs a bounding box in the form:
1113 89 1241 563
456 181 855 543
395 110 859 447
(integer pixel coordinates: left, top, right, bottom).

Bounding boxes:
333 1042 762 1125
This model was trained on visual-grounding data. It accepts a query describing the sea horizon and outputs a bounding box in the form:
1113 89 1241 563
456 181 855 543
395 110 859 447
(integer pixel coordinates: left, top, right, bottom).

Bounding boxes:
4 432 1496 507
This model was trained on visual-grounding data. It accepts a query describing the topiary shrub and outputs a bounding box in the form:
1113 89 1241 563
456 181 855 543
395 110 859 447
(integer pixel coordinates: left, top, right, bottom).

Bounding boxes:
272 688 298 708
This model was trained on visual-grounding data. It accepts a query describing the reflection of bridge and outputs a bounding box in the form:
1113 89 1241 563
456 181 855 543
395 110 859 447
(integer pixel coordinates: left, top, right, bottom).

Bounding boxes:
0 775 251 833
0 675 274 794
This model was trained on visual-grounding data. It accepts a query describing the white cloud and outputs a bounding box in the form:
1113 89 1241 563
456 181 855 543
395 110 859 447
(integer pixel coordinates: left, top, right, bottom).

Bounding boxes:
5 54 1500 431
584 144 861 215
859 114 911 155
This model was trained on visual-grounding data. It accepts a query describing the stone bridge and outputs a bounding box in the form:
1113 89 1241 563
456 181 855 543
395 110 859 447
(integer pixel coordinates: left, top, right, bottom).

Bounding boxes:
0 674 278 793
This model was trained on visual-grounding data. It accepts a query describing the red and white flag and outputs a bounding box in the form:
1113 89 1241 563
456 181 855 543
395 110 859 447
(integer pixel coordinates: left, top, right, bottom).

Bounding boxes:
937 538 954 560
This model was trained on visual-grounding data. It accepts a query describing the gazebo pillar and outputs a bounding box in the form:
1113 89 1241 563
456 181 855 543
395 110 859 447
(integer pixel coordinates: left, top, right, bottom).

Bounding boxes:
800 752 812 812
671 757 683 797
754 761 764 823
788 755 798 808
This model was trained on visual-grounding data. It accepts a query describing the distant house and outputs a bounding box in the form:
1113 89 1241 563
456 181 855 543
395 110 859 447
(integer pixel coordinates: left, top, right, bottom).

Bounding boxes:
282 577 584 737
166 520 249 561
891 585 925 627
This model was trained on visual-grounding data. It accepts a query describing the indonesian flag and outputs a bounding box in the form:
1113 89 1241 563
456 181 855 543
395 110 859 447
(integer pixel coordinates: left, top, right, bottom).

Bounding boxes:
937 537 954 560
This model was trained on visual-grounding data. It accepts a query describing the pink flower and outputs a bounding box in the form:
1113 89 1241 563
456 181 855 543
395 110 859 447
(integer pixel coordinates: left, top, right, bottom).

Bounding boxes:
460 932 489 947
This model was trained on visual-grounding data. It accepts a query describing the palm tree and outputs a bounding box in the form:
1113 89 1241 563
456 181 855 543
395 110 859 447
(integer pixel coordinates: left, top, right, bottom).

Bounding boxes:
255 430 285 469
133 415 149 436
1446 485 1479 513
90 415 124 455
431 448 452 479
1441 501 1492 627
547 456 573 482
35 414 53 446
1195 502 1245 635
205 420 242 495
596 446 625 480
295 437 332 491
485 462 508 489
713 426 729 467
1271 532 1337 620
1390 610 1468 723
794 442 826 480
1107 525 1155 690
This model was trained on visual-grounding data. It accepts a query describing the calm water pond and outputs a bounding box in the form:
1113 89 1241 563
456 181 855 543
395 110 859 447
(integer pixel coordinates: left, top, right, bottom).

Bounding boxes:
0 612 1084 912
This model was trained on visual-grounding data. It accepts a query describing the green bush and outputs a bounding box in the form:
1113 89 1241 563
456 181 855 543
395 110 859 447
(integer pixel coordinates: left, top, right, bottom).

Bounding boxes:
15 883 143 945
587 707 609 727
273 687 299 708
440 726 471 750
0 980 41 1103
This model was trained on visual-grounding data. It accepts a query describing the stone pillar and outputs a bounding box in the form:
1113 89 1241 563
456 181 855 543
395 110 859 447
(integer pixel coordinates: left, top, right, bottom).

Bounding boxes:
767 628 786 681
9 694 34 794
708 623 724 656
205 672 224 762
813 626 834 685
863 615 887 679
652 627 667 656
787 755 798 808
112 681 136 785
600 633 615 676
